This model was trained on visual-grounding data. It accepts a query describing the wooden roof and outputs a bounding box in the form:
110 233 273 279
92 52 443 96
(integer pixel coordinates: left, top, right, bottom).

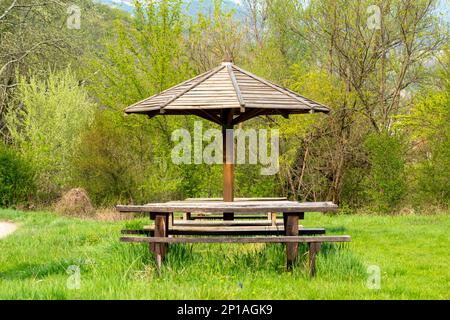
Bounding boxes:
124 62 330 125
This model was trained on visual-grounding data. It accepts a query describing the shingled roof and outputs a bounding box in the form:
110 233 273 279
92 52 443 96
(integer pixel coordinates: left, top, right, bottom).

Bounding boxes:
124 62 330 125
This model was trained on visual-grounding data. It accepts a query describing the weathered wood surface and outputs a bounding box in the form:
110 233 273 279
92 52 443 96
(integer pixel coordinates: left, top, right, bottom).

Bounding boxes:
150 225 287 232
124 62 329 118
120 235 351 243
284 213 300 269
173 219 285 226
121 227 325 236
116 201 338 214
309 242 321 277
189 214 274 220
122 227 325 236
152 214 169 269
181 197 287 202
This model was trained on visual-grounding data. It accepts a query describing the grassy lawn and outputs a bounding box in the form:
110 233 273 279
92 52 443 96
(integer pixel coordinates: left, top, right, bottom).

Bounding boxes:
0 209 448 299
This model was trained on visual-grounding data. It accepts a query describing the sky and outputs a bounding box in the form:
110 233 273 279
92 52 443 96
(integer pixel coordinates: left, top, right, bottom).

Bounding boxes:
97 0 449 23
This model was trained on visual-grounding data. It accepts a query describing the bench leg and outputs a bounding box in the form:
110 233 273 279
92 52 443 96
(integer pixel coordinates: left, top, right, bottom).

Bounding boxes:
284 213 300 270
183 212 191 220
268 212 277 226
308 242 321 277
153 214 169 271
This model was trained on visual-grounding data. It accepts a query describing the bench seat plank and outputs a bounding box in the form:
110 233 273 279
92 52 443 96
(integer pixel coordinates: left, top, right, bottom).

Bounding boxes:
120 235 350 243
173 219 284 226
121 227 326 236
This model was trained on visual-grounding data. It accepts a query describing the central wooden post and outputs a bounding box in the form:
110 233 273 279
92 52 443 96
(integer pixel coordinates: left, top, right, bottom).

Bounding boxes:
222 110 234 220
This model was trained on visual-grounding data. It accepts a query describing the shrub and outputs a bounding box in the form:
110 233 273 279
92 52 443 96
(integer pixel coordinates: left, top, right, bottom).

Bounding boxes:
0 143 35 207
364 132 407 213
72 110 183 206
416 135 450 206
5 68 96 203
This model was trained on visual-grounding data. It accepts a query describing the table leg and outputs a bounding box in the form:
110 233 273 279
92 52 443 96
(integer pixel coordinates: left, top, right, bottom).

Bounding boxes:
168 212 173 228
183 212 191 220
283 212 302 270
154 213 169 270
270 212 277 226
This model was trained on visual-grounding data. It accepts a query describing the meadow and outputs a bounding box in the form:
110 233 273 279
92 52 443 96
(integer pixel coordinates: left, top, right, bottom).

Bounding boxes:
0 209 448 299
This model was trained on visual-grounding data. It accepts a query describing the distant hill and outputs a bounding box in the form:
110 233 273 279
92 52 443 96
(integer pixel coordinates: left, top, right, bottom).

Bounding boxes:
94 0 244 17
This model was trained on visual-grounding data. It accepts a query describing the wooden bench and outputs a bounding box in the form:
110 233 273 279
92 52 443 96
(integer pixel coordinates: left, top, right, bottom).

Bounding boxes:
173 219 284 226
120 235 351 276
122 226 326 236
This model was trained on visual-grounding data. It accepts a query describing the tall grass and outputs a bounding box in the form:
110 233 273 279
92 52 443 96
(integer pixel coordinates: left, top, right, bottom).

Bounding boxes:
0 209 448 299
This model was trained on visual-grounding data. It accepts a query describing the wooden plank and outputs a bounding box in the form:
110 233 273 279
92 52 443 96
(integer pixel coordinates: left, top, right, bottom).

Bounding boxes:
182 197 287 202
160 65 225 110
185 110 223 125
233 65 319 111
227 64 245 112
121 228 326 236
231 108 266 125
153 225 286 232
173 219 285 226
116 201 338 214
190 214 275 220
120 235 351 243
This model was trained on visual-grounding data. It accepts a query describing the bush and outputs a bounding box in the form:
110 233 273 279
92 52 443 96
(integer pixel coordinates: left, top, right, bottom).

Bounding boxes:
416 135 450 206
396 85 449 208
364 132 407 213
72 110 183 206
5 68 95 203
0 143 35 207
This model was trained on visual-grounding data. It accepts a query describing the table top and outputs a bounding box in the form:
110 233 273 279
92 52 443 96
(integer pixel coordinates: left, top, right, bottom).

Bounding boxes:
116 200 338 214
182 197 288 202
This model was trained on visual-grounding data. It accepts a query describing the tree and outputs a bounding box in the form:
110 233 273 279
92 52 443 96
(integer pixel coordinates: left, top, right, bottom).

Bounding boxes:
6 68 95 202
0 0 121 139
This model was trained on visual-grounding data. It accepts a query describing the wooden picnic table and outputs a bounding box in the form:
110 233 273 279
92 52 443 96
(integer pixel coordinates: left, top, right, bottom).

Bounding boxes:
117 199 345 274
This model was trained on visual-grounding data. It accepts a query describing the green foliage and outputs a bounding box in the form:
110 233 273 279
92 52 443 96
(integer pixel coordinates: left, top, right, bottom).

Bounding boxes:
88 0 190 108
0 0 121 136
396 48 450 207
72 110 184 206
401 89 450 206
6 68 95 202
0 143 35 207
1 0 448 212
364 132 407 213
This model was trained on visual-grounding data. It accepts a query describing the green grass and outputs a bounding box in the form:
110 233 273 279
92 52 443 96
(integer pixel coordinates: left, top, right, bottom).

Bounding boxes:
0 209 449 299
